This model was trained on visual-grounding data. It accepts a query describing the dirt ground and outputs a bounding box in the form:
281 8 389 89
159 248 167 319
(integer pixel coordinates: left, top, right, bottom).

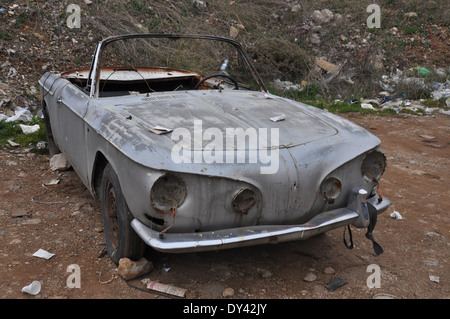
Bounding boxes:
0 113 448 301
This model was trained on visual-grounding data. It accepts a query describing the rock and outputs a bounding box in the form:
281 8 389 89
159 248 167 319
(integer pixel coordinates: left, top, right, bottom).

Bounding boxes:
118 257 153 281
321 9 334 21
49 153 72 171
257 268 273 279
236 23 245 30
0 98 12 109
6 160 18 166
312 9 333 24
291 4 301 13
425 231 442 239
334 13 343 24
229 26 239 38
323 267 336 275
11 209 31 218
192 0 207 10
405 12 418 18
20 218 41 225
373 55 384 71
222 287 235 297
312 10 327 24
303 272 317 282
315 58 339 73
9 238 22 244
310 33 321 45
311 25 324 34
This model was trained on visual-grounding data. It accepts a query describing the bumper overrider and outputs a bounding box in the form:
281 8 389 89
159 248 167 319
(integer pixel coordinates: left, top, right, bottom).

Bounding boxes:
131 189 390 253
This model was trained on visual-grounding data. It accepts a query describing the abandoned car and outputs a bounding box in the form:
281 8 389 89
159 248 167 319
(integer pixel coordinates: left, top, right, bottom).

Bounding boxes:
39 34 390 263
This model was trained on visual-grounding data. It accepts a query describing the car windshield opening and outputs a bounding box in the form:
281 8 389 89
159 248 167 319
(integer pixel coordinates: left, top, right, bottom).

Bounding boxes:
91 36 262 97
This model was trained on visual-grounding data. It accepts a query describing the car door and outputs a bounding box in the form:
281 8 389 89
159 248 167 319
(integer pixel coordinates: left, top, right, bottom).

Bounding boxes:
55 83 90 185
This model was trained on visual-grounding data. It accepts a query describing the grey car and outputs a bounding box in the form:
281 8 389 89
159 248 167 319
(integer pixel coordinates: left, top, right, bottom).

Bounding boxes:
39 34 390 263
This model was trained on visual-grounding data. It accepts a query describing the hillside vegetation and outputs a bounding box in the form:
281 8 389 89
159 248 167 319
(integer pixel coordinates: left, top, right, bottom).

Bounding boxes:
0 0 449 117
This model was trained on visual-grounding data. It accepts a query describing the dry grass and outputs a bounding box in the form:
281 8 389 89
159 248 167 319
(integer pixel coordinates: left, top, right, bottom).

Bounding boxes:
2 0 448 101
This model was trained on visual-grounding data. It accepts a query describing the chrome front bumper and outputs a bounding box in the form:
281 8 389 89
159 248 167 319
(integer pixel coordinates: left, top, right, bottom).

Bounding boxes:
131 190 391 253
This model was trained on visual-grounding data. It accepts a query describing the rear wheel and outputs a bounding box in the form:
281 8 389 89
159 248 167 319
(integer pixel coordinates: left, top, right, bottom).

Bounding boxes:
101 163 145 264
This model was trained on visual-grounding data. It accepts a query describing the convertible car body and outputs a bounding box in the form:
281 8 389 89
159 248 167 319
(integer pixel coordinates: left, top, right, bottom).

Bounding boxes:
39 34 390 263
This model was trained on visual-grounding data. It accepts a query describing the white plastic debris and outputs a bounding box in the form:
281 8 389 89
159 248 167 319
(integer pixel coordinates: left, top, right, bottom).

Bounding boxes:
149 126 173 135
431 80 450 100
361 103 375 110
143 279 187 298
270 114 286 122
7 139 20 147
429 275 440 283
5 107 32 123
21 281 41 295
32 248 55 260
390 211 402 220
36 141 47 149
42 178 61 186
19 124 40 134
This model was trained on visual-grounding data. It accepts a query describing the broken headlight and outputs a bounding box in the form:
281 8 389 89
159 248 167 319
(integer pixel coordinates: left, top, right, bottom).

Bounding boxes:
361 149 386 197
232 188 256 215
320 177 342 204
150 173 187 214
361 149 386 183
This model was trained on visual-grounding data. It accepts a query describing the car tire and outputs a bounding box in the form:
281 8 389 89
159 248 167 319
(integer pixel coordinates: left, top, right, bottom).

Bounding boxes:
101 163 146 264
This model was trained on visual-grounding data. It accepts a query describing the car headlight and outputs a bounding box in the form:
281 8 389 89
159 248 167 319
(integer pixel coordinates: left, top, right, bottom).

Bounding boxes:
320 177 342 204
150 173 187 213
232 188 256 215
361 150 386 183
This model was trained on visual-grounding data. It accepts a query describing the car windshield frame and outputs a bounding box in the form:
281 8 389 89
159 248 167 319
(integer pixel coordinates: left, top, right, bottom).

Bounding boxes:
85 33 267 98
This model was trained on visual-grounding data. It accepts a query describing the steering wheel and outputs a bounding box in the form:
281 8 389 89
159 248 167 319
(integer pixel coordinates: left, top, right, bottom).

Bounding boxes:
194 73 239 90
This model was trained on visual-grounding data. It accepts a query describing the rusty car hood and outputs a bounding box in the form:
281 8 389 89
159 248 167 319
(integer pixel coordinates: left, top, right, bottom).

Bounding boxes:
104 90 339 147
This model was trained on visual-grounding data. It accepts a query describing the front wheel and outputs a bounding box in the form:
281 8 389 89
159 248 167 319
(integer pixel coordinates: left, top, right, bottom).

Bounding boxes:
101 163 146 264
